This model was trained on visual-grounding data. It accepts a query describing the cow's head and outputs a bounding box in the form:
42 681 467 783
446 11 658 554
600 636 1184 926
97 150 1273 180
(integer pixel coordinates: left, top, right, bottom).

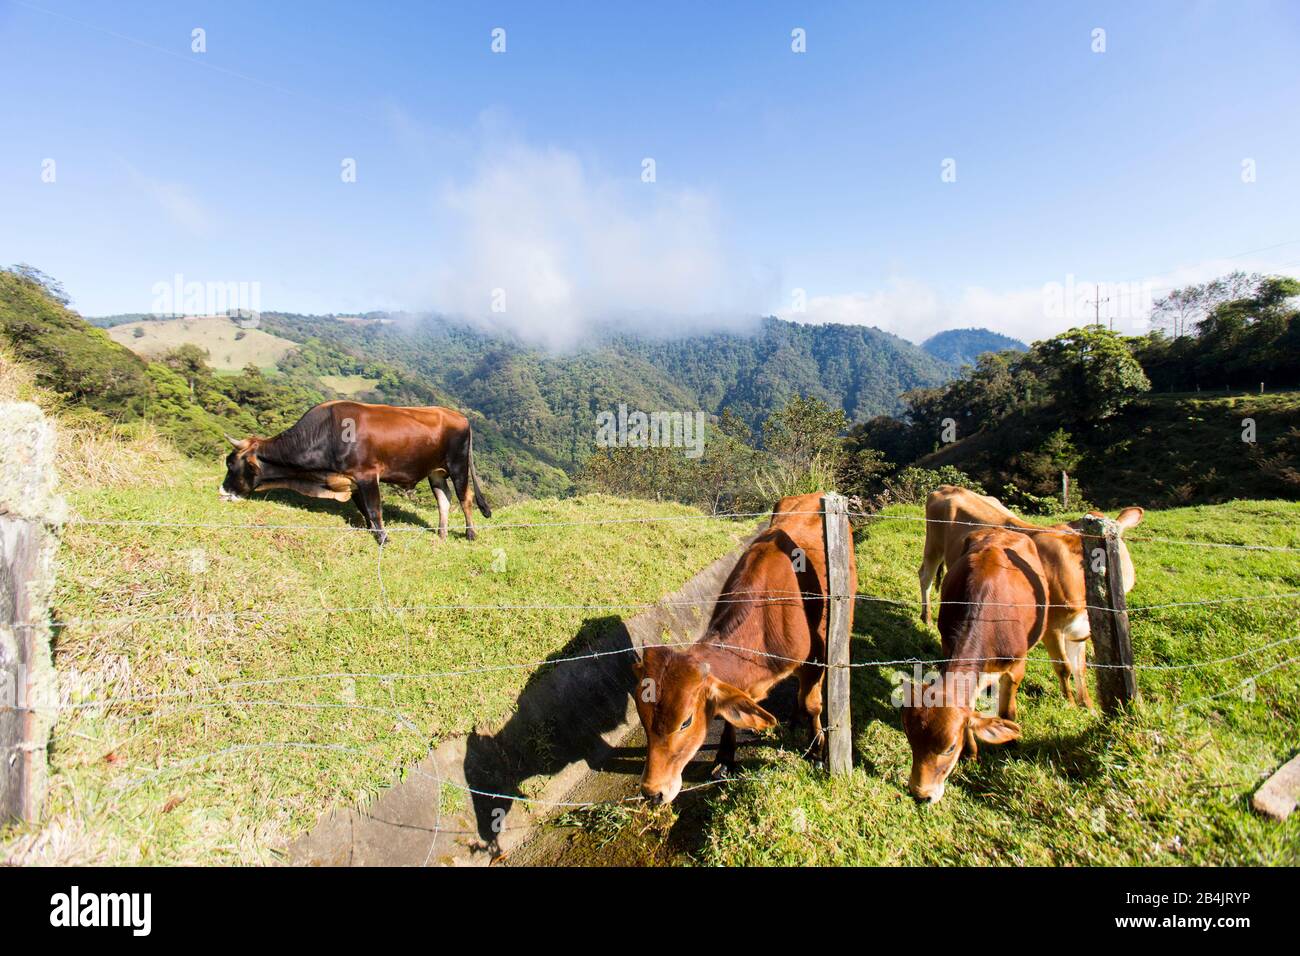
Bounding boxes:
900 676 1020 803
632 644 775 805
219 436 262 501
1066 507 1144 593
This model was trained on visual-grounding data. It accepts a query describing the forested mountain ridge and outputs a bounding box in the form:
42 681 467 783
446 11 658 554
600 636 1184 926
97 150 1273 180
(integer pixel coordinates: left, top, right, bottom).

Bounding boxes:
0 270 569 500
12 267 963 498
259 312 956 468
922 327 1027 366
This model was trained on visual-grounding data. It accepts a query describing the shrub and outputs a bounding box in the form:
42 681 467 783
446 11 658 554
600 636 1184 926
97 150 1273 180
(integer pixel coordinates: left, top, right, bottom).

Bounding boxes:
883 466 984 505
747 452 841 510
998 482 1061 516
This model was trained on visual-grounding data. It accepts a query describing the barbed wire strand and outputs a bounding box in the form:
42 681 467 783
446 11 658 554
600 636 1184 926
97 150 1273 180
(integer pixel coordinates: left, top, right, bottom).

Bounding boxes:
35 586 1300 630
14 632 1300 720
57 508 1300 552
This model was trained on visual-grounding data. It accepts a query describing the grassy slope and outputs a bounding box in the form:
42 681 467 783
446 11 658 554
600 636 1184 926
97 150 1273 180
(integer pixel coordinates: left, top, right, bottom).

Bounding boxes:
923 390 1300 508
1 461 745 865
1083 391 1300 506
317 374 379 396
696 501 1300 865
108 316 298 372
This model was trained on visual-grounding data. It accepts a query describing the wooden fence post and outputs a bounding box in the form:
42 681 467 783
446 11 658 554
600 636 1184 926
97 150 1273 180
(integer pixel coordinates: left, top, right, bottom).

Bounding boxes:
1080 514 1138 713
1 403 63 823
821 493 852 775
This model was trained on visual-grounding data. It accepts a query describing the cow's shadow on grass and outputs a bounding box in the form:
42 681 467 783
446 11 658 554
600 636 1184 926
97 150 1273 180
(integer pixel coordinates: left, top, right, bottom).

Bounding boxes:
250 488 438 533
462 615 638 848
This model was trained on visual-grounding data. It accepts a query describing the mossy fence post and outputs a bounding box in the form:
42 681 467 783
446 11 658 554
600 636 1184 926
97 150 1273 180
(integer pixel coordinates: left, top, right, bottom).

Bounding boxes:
821 493 852 775
1080 513 1137 713
1 402 63 823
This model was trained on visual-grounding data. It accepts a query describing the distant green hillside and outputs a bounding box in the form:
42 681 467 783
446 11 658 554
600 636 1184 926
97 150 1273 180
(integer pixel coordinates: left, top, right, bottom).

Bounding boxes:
0 269 250 455
921 390 1300 507
0 272 568 501
262 313 956 470
922 327 1026 366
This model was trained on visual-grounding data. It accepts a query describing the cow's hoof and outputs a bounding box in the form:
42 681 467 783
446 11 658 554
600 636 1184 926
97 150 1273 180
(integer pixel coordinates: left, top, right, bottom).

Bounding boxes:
465 528 478 542
374 531 389 547
710 761 735 781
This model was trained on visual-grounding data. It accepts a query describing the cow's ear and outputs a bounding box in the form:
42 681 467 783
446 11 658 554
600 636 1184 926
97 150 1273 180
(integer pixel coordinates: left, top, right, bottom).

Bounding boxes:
709 679 777 731
631 658 645 680
1115 507 1144 530
969 715 1021 745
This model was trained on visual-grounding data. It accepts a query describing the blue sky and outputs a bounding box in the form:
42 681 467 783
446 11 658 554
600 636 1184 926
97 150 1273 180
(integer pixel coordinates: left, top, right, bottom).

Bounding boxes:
2 0 1298 344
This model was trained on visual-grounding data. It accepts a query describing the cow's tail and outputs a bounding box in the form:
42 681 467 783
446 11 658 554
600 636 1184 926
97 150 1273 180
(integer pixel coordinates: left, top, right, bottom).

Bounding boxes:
467 429 492 518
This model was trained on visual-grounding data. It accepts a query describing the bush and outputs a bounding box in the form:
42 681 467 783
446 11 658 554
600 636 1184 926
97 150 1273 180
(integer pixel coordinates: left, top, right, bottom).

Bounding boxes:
747 452 841 510
998 482 1061 516
883 466 984 505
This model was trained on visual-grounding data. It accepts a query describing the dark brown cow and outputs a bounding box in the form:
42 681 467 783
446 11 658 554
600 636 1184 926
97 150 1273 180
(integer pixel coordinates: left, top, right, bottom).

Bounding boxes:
634 492 855 805
220 401 491 544
901 527 1048 803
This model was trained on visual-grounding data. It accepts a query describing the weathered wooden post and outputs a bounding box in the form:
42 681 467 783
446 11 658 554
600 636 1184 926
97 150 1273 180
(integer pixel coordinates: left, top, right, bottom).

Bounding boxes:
1061 471 1070 510
1 402 63 823
1080 514 1138 713
821 493 852 775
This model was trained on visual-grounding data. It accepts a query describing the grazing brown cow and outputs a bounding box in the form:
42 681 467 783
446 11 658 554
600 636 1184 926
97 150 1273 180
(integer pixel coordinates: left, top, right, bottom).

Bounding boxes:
902 527 1048 803
219 401 491 544
918 485 1142 708
634 492 854 805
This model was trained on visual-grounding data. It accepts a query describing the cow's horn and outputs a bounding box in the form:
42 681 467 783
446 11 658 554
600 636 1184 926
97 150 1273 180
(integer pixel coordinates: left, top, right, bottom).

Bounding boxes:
225 434 243 448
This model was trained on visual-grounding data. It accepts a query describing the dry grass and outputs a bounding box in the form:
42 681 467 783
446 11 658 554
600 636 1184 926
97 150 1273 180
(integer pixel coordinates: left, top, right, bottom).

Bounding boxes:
0 343 40 403
2 344 180 490
107 316 297 372
54 416 181 490
318 374 379 396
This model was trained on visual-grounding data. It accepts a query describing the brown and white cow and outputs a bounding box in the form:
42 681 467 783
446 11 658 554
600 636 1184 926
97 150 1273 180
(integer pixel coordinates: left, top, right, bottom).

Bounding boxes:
918 485 1142 708
902 527 1048 802
634 492 854 805
220 401 491 544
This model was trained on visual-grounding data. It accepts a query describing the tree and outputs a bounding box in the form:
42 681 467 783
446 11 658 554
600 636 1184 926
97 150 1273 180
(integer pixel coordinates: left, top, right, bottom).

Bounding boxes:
8 263 70 306
1030 326 1150 422
696 409 763 513
762 394 848 472
1151 271 1263 339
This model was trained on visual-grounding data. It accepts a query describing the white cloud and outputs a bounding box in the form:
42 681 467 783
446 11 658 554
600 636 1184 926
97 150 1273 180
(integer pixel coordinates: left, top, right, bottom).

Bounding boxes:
778 280 1049 345
779 254 1300 346
123 164 212 236
429 141 772 348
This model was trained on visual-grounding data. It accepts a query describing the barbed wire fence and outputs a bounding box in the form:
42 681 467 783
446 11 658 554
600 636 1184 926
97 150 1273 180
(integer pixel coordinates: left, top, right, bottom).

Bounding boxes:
5 472 1300 863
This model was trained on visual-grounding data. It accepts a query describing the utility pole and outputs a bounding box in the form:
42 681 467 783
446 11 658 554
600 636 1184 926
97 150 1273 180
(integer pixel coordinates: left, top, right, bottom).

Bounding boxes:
1085 283 1112 331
